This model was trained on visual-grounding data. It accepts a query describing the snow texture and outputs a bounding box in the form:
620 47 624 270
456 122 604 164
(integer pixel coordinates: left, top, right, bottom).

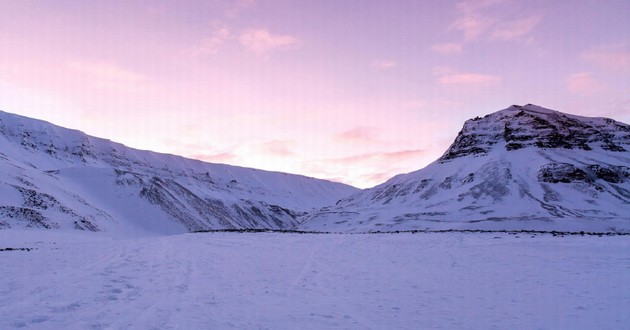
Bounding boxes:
0 110 357 235
0 230 628 329
300 104 630 233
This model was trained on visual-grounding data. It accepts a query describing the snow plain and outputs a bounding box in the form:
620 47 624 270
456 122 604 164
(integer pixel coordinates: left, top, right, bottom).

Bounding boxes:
1 230 629 329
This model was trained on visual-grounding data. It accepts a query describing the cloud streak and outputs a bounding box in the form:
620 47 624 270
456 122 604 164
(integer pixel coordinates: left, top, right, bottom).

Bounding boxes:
583 49 630 73
330 149 428 166
189 152 240 164
372 59 398 69
491 14 542 41
239 29 298 56
431 43 463 54
335 127 380 145
448 0 504 41
448 0 541 42
300 148 430 187
225 0 256 18
260 141 294 157
67 61 145 82
433 67 501 85
566 72 605 95
192 27 230 56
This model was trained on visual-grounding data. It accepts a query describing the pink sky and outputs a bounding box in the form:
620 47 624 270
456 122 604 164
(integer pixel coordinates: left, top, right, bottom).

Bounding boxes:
1 0 629 188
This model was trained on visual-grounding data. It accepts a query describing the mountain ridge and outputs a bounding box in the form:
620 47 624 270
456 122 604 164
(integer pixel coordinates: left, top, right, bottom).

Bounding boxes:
0 109 358 236
2 104 629 235
298 104 630 233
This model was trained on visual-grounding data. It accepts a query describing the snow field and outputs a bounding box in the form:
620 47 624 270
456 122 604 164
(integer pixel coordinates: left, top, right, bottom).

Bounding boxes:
0 231 629 329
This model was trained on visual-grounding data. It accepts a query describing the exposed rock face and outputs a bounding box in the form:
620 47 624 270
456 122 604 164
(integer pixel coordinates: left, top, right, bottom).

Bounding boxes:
299 104 630 233
538 163 629 184
538 163 589 183
440 104 629 161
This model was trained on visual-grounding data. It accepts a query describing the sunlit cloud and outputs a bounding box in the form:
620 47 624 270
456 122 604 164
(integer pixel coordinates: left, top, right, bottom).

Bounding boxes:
491 14 542 40
335 127 379 145
192 27 230 56
189 152 240 164
431 43 463 54
260 140 294 157
239 29 298 56
449 0 503 41
330 149 428 166
449 15 495 41
300 148 430 188
67 61 145 82
566 72 605 95
583 47 630 73
455 0 505 13
372 59 398 69
449 0 540 42
439 73 501 85
225 0 256 18
433 66 501 85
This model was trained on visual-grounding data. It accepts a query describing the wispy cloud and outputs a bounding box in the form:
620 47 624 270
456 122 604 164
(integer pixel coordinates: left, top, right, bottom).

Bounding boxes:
448 0 503 41
448 0 540 42
566 72 605 95
335 127 379 144
67 61 144 82
449 16 496 41
455 0 505 13
439 73 501 85
189 152 240 164
192 27 230 56
491 14 542 41
431 43 463 55
300 148 429 187
330 149 427 165
239 29 298 56
583 47 630 73
260 140 294 157
433 66 501 85
225 0 256 18
372 59 398 69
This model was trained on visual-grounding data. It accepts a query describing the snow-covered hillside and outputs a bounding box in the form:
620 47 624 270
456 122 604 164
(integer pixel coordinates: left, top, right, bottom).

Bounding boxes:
0 110 358 235
299 104 630 233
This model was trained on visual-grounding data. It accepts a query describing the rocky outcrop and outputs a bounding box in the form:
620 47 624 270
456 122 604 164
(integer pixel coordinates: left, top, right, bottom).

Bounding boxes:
440 104 629 161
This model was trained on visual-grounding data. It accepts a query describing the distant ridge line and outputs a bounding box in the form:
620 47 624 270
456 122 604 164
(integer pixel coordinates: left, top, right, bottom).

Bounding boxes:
194 228 630 236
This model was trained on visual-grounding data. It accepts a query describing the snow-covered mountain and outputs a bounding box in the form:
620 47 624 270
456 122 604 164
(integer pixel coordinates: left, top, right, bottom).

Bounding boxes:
0 110 358 236
298 104 630 233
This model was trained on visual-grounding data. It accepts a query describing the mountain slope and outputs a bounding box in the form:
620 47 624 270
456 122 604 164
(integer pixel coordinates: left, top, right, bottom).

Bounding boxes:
298 104 630 233
0 110 358 236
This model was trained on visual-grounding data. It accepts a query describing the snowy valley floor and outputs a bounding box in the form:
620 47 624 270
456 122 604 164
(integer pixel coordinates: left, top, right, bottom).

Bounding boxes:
0 231 629 329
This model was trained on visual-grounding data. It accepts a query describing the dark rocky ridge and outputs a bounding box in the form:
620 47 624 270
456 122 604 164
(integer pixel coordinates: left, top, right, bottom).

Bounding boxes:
440 104 629 161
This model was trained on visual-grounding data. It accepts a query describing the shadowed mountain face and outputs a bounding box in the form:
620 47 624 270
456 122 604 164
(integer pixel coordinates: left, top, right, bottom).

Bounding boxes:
299 104 630 233
0 110 358 236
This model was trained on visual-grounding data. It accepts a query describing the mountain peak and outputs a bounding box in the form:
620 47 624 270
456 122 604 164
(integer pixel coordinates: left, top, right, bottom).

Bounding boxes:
299 104 630 233
439 104 629 161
